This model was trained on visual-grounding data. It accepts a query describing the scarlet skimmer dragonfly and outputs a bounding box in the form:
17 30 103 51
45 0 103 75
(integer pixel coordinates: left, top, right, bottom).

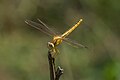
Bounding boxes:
25 19 87 57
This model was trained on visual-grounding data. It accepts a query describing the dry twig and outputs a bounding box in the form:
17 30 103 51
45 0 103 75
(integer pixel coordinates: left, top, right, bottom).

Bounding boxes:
48 50 63 80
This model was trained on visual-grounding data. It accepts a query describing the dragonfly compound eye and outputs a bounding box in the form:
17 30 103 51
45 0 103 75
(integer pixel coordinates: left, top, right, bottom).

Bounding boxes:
47 42 54 49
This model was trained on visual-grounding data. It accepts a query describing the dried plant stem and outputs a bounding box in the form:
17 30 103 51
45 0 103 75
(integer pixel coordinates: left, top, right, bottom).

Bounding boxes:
48 50 63 80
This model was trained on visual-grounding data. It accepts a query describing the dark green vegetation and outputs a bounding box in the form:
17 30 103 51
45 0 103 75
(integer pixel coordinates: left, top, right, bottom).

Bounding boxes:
0 0 120 80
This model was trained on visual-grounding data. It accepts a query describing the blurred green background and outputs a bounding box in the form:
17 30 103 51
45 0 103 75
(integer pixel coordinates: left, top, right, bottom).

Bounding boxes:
0 0 120 80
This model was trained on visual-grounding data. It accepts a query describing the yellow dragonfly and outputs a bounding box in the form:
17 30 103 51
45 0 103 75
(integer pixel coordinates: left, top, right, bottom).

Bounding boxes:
25 19 87 57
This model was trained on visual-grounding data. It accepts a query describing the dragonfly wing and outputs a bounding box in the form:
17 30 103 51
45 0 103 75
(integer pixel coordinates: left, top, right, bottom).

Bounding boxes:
63 38 87 48
25 19 56 36
37 19 56 35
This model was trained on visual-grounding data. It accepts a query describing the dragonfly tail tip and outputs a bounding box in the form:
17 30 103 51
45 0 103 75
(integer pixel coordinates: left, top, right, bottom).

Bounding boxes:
80 19 83 22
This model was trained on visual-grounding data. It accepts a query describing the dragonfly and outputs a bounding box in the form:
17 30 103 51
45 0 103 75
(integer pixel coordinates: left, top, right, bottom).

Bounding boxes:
25 18 87 57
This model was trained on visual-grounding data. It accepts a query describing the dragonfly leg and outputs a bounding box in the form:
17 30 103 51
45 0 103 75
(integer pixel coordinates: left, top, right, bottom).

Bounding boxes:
47 42 58 58
47 42 60 58
50 47 60 58
48 47 59 58
52 47 60 58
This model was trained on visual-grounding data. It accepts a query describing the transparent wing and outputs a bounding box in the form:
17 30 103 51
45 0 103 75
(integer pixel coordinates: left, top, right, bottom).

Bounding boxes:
63 38 87 48
25 19 56 36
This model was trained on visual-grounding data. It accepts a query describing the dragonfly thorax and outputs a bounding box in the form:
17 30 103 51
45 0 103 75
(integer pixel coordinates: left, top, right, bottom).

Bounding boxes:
52 36 63 46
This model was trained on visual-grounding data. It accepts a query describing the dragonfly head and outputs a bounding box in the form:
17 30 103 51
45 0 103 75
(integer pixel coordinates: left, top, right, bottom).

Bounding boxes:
47 42 55 49
47 42 59 58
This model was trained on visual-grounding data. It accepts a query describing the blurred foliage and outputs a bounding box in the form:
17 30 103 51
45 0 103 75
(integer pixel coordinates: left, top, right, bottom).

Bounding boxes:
0 0 120 80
